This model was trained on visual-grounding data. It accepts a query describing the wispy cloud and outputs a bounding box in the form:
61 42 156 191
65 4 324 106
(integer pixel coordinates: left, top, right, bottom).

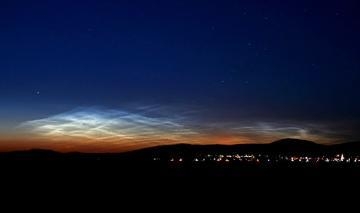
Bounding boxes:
20 107 199 149
17 106 353 151
216 121 351 144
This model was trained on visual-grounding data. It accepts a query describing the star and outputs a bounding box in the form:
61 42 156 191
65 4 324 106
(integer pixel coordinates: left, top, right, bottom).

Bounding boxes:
36 91 40 95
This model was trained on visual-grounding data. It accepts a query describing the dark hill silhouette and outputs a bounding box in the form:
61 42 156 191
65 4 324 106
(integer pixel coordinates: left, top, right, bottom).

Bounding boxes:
269 138 324 153
125 143 266 159
128 138 326 158
1 139 360 160
271 138 320 146
1 139 360 177
1 149 61 159
331 141 360 153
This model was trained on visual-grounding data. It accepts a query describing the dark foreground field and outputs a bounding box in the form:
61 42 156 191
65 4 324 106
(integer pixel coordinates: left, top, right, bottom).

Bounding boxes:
1 139 360 179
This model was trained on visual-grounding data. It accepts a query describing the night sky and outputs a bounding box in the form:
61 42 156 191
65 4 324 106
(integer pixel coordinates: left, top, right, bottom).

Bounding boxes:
1 0 360 152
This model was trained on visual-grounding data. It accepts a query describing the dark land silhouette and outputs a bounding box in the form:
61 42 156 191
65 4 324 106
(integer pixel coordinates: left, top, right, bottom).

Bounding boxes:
1 139 360 177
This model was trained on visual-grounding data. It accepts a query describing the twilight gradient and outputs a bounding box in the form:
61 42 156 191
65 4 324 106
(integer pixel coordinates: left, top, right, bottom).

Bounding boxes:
0 107 347 152
1 1 360 152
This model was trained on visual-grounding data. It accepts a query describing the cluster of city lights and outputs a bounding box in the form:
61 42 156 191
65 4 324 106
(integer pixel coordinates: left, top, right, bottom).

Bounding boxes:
153 153 360 164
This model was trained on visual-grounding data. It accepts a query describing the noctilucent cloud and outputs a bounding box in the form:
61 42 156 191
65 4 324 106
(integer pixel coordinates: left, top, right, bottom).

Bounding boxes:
0 0 359 152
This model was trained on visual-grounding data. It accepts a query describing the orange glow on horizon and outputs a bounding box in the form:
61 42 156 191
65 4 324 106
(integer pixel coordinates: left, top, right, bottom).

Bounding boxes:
0 108 336 153
0 133 265 153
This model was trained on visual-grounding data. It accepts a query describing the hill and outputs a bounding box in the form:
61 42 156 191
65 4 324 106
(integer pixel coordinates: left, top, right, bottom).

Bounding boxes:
2 139 360 160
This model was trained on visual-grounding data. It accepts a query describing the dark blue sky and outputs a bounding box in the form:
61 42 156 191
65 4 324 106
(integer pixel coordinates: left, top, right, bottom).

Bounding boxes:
1 0 360 150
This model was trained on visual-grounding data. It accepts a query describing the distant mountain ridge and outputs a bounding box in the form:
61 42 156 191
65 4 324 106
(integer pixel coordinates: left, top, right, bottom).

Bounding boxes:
1 139 360 158
129 138 360 157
